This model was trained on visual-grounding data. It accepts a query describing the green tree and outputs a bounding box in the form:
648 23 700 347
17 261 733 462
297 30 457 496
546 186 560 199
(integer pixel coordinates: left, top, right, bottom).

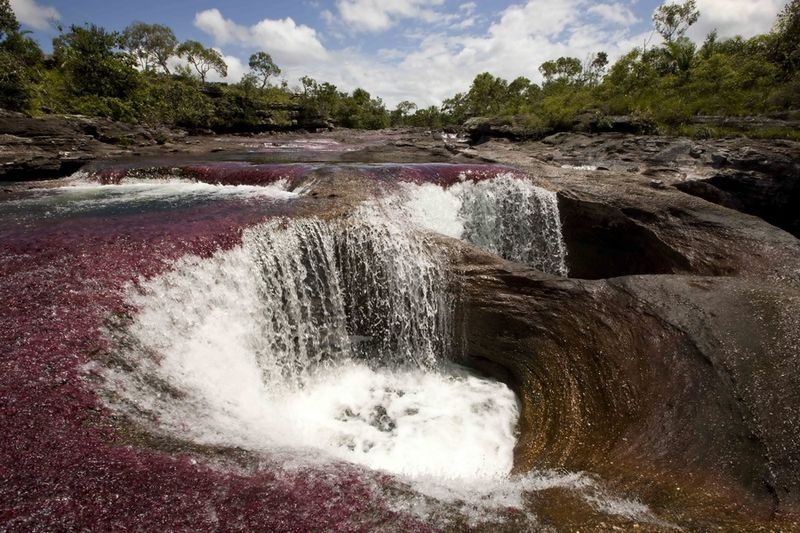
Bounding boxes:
298 76 345 123
539 57 583 85
0 0 20 40
53 24 139 99
339 87 389 129
663 36 697 76
0 4 43 111
503 76 534 114
176 40 227 82
653 0 699 43
441 92 468 123
121 22 177 74
770 0 800 75
464 72 509 115
390 100 417 125
408 105 444 128
584 51 609 85
248 51 280 89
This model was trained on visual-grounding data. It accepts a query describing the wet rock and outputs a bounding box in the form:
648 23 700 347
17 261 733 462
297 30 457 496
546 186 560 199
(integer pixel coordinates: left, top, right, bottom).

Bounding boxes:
452 252 800 528
445 132 800 529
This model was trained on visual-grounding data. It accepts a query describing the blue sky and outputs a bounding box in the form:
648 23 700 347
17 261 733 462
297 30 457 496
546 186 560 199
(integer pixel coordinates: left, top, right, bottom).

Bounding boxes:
10 0 788 107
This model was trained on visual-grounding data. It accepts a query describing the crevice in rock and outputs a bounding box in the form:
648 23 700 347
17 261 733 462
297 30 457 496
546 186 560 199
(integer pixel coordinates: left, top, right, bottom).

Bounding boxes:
557 193 693 279
675 170 800 239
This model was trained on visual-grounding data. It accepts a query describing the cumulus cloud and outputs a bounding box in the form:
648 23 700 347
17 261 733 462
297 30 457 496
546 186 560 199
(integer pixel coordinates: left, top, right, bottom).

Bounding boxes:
334 0 446 32
459 2 478 15
489 0 584 39
275 0 652 108
686 0 784 40
209 53 249 83
194 8 328 63
588 3 639 26
9 0 59 30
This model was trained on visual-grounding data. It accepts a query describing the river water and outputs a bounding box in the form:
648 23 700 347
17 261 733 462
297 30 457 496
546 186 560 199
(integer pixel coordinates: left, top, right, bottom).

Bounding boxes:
0 158 655 531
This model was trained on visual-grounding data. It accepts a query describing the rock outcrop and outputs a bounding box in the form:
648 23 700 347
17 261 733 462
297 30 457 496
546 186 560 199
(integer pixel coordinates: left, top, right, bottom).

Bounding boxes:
675 143 800 237
0 110 184 181
446 132 800 529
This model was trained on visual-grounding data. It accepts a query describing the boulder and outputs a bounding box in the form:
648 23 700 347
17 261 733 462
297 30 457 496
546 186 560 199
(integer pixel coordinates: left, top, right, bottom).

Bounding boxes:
464 116 541 144
0 111 184 181
452 251 800 528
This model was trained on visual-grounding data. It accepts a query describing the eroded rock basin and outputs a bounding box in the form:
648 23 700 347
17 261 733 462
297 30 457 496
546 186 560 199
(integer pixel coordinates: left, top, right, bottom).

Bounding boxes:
2 132 800 531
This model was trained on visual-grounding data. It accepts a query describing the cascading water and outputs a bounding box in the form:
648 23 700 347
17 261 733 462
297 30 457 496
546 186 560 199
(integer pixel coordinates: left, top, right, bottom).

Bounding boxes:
72 169 658 528
401 173 569 276
98 202 518 482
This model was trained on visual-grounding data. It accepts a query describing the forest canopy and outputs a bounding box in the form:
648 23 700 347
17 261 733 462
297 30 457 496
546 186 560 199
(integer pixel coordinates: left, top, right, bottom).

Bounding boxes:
1 0 799 136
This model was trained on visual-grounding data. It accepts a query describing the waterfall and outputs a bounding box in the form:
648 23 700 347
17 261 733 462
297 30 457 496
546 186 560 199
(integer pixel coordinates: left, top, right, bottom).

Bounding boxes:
244 205 452 385
335 206 451 368
98 202 515 481
402 174 568 276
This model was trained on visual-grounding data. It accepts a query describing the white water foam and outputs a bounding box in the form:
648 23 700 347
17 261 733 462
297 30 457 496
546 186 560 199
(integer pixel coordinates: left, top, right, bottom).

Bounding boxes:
91 189 658 528
9 177 298 217
401 174 569 276
248 138 356 152
561 164 599 171
98 207 515 482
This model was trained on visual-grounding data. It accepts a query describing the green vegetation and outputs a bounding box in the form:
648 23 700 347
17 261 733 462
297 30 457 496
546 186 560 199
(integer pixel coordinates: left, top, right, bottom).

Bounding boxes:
0 4 393 132
429 0 800 137
0 0 798 136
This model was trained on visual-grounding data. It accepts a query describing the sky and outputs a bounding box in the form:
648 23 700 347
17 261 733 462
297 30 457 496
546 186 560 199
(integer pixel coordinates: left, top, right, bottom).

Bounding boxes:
9 0 789 107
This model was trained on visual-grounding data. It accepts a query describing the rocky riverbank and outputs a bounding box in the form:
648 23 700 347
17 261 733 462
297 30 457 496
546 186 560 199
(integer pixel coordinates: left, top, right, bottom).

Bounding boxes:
447 129 800 529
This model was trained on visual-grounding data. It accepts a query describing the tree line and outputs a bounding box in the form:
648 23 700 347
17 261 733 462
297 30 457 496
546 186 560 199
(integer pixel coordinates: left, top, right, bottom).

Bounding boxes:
1 0 799 136
429 0 799 136
0 1 390 131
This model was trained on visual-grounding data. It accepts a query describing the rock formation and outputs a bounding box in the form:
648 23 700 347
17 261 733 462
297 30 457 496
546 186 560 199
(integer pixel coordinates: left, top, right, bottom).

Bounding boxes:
446 132 800 529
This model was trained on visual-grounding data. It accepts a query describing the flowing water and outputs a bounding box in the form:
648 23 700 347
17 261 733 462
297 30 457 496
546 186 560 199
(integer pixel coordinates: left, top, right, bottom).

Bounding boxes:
400 173 568 276
2 164 657 530
99 204 518 482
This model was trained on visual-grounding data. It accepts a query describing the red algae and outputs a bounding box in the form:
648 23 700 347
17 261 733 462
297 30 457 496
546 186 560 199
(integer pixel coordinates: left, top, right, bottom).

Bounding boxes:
83 161 522 189
180 163 315 187
0 187 436 531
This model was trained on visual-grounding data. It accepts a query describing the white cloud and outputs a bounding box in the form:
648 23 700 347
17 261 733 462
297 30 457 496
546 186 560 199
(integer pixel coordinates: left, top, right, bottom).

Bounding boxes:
209 52 248 83
588 3 639 26
686 0 784 40
489 0 583 39
274 0 652 108
9 0 59 31
451 16 476 30
187 0 786 110
334 0 446 32
194 9 328 64
459 2 478 15
166 48 247 84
